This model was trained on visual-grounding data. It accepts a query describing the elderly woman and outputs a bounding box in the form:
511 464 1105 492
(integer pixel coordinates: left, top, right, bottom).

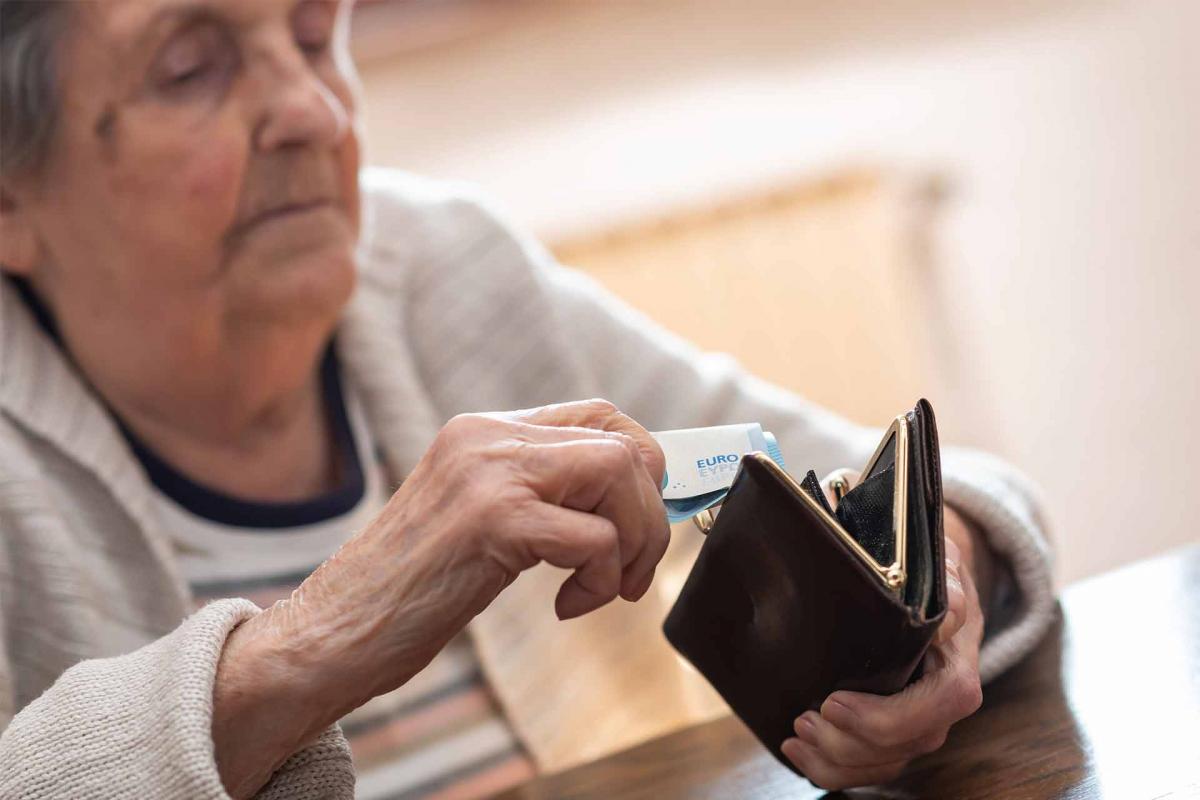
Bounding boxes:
0 1 1055 798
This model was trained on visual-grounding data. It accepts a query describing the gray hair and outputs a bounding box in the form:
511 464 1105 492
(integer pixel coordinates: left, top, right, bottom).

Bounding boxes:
1 1 70 177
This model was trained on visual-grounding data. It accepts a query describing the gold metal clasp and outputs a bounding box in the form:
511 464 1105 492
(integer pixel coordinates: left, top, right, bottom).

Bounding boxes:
831 475 850 504
692 507 718 534
750 413 911 595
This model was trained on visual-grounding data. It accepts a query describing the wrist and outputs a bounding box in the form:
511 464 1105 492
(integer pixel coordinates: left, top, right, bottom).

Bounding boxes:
271 525 492 706
211 609 349 798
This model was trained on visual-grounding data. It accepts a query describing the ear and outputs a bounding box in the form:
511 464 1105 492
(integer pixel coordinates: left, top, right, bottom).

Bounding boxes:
0 183 42 277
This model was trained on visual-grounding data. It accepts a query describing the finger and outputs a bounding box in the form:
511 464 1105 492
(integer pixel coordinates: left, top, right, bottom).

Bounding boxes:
510 399 666 488
935 540 968 645
493 421 634 451
620 469 670 601
937 536 986 648
626 565 656 602
505 504 623 620
502 424 667 599
592 460 653 598
792 711 946 768
954 543 985 641
517 436 655 596
820 651 982 748
781 738 907 791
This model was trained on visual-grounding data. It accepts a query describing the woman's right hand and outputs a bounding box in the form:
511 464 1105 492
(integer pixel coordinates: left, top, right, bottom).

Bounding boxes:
212 399 670 797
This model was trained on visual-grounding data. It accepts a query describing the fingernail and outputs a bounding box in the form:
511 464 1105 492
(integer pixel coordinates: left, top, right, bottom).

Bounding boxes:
627 569 655 601
794 714 818 742
822 697 857 727
781 737 807 763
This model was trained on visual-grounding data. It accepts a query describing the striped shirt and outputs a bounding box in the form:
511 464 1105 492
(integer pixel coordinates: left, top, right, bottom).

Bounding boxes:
35 302 537 798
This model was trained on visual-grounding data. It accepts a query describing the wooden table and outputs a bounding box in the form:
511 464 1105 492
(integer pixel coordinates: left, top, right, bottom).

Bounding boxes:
499 545 1200 799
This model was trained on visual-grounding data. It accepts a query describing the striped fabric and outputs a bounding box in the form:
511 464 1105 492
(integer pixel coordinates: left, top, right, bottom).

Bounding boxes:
156 371 535 800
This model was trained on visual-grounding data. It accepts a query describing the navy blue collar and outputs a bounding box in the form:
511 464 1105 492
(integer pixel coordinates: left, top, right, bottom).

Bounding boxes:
7 275 365 529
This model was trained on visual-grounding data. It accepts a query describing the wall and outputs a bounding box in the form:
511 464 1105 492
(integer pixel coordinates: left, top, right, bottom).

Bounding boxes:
355 0 1200 584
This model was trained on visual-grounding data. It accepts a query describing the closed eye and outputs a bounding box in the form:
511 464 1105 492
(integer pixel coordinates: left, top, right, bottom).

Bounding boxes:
149 19 235 97
166 61 211 87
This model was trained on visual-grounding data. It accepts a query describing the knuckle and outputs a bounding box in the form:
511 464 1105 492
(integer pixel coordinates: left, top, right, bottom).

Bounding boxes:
853 707 902 748
950 668 984 716
649 520 671 557
646 439 666 472
613 432 642 462
572 516 619 556
458 472 506 516
476 437 528 476
436 415 468 446
596 438 635 469
943 536 962 565
440 413 491 444
870 718 908 749
591 517 620 547
946 579 967 612
916 731 948 756
582 397 620 420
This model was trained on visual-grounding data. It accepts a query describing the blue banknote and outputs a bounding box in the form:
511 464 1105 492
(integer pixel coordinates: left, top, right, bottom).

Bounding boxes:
651 424 786 523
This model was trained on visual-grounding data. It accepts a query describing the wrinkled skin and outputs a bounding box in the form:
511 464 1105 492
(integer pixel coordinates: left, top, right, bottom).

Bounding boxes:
214 399 671 796
0 0 364 502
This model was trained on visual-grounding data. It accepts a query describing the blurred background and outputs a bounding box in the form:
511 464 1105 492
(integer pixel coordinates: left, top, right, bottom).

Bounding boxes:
350 0 1198 587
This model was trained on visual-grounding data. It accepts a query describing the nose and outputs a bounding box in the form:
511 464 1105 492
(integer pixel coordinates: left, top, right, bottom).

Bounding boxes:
254 56 350 151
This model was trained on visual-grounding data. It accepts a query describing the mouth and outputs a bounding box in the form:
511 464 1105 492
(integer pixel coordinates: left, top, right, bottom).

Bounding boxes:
231 198 335 237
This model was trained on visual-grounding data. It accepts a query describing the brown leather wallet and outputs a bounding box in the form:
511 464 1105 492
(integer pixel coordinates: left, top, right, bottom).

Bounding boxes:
662 400 947 775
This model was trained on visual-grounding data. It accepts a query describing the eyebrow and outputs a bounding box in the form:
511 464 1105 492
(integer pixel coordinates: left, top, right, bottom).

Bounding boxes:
98 0 234 89
111 0 341 77
126 2 217 52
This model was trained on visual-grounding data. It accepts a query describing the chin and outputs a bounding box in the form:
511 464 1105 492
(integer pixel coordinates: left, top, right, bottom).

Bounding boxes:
229 207 360 318
232 244 358 329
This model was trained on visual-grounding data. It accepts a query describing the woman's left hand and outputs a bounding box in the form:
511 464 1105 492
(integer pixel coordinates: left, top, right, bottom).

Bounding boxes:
780 503 986 790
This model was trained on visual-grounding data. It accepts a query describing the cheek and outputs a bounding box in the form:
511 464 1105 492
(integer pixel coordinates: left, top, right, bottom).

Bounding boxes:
105 130 247 273
322 62 362 234
338 133 362 236
143 132 245 239
179 143 243 224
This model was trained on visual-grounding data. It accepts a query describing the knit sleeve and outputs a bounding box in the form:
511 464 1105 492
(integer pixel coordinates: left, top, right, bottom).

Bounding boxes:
391 180 1056 683
939 448 1056 682
0 599 355 800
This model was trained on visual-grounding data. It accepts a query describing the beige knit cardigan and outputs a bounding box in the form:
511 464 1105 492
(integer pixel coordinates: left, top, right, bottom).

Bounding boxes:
0 169 1056 798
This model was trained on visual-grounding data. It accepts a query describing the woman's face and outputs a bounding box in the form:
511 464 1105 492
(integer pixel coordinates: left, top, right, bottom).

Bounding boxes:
2 0 363 413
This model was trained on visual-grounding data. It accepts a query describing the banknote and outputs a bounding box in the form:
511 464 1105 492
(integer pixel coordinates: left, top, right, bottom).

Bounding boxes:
651 424 786 523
